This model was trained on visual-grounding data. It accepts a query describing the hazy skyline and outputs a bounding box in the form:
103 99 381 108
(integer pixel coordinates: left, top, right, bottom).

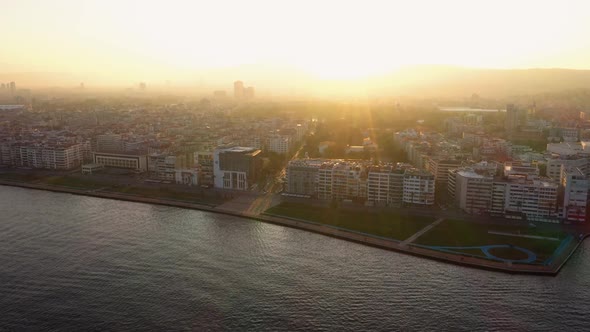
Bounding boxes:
2 0 590 87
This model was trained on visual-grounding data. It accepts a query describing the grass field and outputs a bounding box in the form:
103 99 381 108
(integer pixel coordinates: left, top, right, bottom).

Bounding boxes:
41 176 107 189
413 219 568 263
0 172 42 182
2 172 226 207
265 202 435 241
108 185 225 206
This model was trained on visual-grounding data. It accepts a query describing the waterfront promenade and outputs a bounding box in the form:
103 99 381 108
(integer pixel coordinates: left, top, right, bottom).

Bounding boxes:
0 178 586 276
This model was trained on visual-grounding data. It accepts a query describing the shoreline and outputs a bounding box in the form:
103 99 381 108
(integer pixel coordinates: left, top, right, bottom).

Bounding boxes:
1 179 585 276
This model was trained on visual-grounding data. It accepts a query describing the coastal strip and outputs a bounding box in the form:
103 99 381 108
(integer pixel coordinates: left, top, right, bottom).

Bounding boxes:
1 179 585 276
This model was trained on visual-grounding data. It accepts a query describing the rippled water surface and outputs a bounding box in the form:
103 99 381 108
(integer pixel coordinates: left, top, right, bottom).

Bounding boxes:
1 186 589 331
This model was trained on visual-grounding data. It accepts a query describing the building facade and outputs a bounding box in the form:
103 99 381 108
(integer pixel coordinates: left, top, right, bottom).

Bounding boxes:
93 152 148 172
213 146 262 190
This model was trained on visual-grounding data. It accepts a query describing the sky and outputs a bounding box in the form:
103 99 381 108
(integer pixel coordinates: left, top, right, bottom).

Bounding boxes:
2 0 590 85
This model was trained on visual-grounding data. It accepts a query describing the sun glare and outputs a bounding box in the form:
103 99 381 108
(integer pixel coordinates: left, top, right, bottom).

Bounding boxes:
1 0 590 83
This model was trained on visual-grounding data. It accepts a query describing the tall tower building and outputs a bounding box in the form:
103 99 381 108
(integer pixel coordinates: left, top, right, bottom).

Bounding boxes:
505 104 519 133
9 81 16 95
234 80 244 99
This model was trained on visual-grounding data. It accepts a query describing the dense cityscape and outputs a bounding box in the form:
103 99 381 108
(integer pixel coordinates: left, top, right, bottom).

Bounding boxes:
4 1 590 330
2 81 590 226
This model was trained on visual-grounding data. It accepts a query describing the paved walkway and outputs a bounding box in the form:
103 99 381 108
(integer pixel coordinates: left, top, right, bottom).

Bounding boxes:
216 193 281 216
487 230 560 241
401 217 445 246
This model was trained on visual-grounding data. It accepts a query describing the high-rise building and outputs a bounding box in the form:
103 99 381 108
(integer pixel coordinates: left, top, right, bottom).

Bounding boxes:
234 81 244 99
9 81 16 95
505 104 519 132
139 82 146 91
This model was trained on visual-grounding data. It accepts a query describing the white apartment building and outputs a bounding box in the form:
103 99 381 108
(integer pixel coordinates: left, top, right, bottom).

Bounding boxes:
314 160 369 200
331 162 366 200
561 167 589 222
286 159 323 196
402 169 435 205
16 143 83 170
426 157 462 185
546 157 590 181
316 160 367 200
491 176 559 222
266 135 291 154
450 168 494 214
317 165 334 200
366 165 405 206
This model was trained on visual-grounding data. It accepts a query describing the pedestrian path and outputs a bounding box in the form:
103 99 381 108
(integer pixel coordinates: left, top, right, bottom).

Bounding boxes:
400 217 445 246
216 193 281 215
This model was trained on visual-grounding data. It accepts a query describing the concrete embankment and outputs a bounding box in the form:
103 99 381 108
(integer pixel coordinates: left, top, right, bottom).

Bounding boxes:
1 180 585 276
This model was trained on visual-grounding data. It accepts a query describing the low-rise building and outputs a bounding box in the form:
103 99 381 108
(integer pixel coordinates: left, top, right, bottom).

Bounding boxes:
213 146 262 190
93 151 148 172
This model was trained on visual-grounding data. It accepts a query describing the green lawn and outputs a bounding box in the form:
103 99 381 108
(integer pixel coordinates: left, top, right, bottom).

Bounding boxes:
108 185 225 206
265 202 434 241
413 219 567 263
0 172 42 182
10 173 226 207
41 176 106 189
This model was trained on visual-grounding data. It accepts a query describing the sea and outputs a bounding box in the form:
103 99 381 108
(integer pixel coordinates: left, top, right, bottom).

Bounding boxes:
1 185 589 331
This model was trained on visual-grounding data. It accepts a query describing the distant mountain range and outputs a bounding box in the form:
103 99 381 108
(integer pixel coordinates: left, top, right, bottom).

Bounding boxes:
2 65 590 98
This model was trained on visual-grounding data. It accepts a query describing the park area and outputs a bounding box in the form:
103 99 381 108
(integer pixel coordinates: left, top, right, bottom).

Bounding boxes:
265 202 574 266
0 171 227 207
265 202 435 241
412 219 572 265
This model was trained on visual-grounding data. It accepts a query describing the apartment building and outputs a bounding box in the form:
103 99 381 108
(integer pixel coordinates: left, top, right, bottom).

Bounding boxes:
266 135 291 154
15 143 83 170
491 176 559 222
449 168 494 214
426 158 462 186
561 167 589 222
285 159 323 196
317 160 367 200
366 165 406 206
402 169 435 205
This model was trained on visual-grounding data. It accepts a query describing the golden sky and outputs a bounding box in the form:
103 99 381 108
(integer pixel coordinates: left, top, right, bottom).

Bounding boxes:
2 0 590 83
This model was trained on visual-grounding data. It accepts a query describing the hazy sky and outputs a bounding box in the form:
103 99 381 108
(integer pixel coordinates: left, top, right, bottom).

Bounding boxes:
2 0 590 83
